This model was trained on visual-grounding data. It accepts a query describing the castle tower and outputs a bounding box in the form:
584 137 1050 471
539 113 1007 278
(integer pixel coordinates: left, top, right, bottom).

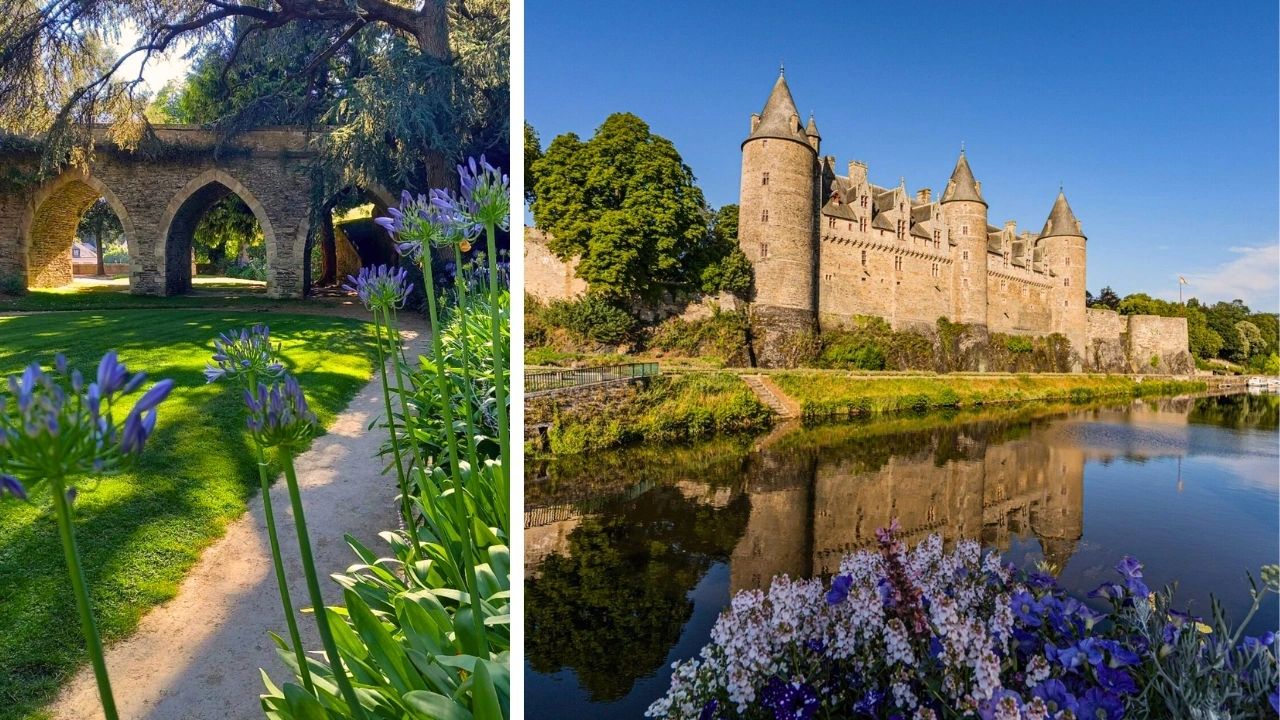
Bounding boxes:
941 151 989 327
1041 190 1087 358
739 70 820 367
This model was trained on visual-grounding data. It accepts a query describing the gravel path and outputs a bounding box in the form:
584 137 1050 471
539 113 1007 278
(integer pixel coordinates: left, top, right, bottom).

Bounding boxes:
48 323 428 720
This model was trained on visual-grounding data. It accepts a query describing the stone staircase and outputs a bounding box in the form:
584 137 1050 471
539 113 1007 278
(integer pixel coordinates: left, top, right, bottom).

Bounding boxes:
742 374 801 419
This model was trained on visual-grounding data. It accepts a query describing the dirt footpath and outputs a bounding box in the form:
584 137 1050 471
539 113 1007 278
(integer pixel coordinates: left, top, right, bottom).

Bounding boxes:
49 326 428 720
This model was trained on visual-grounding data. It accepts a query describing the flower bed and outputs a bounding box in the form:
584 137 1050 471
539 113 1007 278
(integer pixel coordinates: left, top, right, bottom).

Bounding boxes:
649 521 1278 720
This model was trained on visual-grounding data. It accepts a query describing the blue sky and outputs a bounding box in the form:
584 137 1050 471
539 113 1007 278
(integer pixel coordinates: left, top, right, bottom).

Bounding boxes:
527 1 1280 311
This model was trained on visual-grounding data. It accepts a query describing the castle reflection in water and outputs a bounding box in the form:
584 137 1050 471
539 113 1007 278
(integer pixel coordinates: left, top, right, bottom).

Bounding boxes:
524 393 1279 715
527 394 1268 593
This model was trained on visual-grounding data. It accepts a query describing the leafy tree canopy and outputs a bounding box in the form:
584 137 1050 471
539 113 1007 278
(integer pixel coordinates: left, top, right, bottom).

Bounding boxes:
531 113 710 300
0 0 509 196
523 121 541 204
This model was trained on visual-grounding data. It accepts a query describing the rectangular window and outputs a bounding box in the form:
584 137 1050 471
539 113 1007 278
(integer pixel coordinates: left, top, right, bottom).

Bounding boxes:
860 218 867 232
762 172 769 185
761 209 769 223
1064 277 1070 287
861 250 867 266
760 243 768 258
895 256 903 271
72 248 81 258
961 225 969 235
861 195 868 208
828 217 836 228
962 250 969 260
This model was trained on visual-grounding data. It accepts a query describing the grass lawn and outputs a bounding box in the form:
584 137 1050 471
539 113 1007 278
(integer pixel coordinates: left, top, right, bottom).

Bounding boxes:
0 278 295 313
0 310 377 720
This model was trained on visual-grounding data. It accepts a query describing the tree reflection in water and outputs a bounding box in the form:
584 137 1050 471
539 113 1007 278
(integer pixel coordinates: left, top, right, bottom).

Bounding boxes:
525 392 1279 712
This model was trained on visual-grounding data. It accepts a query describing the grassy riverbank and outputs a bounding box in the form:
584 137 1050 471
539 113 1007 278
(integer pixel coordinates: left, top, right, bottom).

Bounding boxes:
769 372 1207 419
547 373 772 454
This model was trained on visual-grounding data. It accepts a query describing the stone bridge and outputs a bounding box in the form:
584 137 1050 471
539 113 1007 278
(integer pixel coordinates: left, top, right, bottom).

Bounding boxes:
0 126 397 298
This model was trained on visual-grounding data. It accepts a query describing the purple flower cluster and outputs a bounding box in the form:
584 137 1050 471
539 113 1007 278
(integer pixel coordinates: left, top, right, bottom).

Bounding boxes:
342 264 414 312
204 325 284 385
649 526 1279 720
243 375 316 450
0 352 174 499
372 157 510 269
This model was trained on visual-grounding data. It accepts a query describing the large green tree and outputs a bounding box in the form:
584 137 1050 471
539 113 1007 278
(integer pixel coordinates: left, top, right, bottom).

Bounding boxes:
0 1 509 193
75 198 124 276
531 113 709 300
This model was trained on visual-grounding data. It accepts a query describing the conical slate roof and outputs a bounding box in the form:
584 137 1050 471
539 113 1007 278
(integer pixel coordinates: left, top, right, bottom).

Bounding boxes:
746 72 813 148
1040 191 1084 237
805 114 820 138
940 151 985 205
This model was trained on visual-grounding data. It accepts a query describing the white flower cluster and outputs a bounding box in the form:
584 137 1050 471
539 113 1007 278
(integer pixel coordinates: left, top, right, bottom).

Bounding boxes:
647 535 1035 719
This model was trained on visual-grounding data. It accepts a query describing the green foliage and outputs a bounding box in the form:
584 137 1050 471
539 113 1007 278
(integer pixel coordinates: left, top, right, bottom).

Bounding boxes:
0 311 376 720
531 113 709 299
697 204 752 296
540 295 636 345
546 374 773 454
192 194 264 270
772 372 1207 420
817 317 929 371
647 310 751 365
524 122 542 204
1005 336 1034 354
1121 294 1278 365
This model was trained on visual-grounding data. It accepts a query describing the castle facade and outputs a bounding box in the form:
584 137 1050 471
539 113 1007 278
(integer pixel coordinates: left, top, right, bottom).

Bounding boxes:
738 71 1189 370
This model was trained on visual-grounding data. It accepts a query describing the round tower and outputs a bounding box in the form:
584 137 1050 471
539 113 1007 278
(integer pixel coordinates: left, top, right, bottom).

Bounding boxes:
739 69 819 367
941 151 990 328
1041 190 1087 362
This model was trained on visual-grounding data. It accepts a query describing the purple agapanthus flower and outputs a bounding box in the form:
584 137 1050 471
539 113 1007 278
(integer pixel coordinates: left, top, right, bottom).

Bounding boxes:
0 473 26 500
204 325 284 385
243 375 316 450
342 264 414 312
0 352 173 501
449 155 510 236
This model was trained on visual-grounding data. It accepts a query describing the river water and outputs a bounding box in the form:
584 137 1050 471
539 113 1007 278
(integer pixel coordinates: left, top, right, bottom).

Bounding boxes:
523 393 1279 719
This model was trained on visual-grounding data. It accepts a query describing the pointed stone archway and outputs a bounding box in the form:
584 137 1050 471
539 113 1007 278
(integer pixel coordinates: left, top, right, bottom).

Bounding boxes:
19 170 136 289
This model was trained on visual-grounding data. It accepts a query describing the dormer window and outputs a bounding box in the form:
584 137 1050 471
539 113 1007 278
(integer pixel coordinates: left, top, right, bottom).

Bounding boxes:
828 217 836 229
861 195 868 208
859 218 867 232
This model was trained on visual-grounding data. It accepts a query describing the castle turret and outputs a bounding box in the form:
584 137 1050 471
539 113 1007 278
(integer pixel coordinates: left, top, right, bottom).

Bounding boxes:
941 151 989 327
1041 190 1087 360
740 70 820 367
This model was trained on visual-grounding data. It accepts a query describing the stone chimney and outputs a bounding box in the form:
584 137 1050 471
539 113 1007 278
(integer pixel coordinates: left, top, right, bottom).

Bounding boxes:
916 188 932 203
848 160 868 187
1004 220 1017 234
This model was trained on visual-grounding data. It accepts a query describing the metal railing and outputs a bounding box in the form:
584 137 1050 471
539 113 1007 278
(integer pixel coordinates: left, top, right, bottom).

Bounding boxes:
525 361 659 393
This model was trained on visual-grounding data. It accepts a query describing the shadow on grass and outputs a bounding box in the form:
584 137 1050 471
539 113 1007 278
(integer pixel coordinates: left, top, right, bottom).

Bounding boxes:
0 310 376 720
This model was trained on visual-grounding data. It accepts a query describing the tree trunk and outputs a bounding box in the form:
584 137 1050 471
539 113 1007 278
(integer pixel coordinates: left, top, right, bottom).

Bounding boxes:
93 231 105 276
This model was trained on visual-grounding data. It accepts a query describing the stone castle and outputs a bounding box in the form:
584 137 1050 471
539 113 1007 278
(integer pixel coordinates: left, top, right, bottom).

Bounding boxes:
739 70 1190 370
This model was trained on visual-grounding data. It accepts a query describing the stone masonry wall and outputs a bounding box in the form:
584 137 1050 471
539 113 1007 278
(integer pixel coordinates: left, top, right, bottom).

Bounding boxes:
0 127 320 298
1085 308 1128 372
524 227 587 302
524 379 647 442
1128 315 1193 374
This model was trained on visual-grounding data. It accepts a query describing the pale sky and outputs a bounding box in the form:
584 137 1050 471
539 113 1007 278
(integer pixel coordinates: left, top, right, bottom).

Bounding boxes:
111 25 194 95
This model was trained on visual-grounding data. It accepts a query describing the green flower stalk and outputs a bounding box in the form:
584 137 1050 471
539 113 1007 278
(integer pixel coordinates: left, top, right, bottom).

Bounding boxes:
0 352 175 720
451 243 482 474
343 265 424 550
245 376 367 720
204 326 312 692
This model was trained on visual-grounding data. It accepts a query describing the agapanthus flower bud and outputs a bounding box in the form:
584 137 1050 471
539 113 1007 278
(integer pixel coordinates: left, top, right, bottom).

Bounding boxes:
243 375 316 450
204 325 284 386
341 264 414 312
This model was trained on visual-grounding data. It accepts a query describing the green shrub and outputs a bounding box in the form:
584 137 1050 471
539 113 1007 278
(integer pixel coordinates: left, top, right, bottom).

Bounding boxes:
0 274 25 296
1005 336 1034 354
543 294 635 344
1150 354 1161 369
647 309 750 364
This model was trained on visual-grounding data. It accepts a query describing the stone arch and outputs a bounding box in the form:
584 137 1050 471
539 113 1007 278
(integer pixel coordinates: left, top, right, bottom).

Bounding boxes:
304 183 398 294
21 170 136 289
159 169 277 296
